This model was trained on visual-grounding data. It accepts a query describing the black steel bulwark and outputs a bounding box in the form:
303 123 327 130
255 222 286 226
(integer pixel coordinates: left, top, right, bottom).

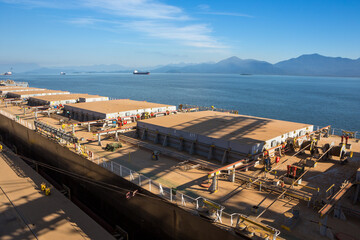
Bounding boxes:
0 114 242 240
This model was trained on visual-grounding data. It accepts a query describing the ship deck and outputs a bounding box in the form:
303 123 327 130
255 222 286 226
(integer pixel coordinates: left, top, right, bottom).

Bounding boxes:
64 99 174 114
29 94 106 102
137 110 312 145
7 90 69 96
1 104 360 240
0 142 114 240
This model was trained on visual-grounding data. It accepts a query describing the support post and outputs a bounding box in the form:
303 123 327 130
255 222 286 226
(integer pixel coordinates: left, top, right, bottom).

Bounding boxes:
209 176 218 193
228 168 235 182
221 149 229 165
115 131 119 141
178 138 184 151
162 135 168 147
181 194 186 206
334 203 346 220
141 129 147 140
98 134 101 146
159 184 164 196
354 184 360 204
208 145 214 160
189 141 195 155
319 216 328 236
72 124 75 135
88 123 91 132
154 132 159 144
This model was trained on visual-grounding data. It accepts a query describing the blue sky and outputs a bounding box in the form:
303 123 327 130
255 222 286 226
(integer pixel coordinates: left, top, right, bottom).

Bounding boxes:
0 0 359 67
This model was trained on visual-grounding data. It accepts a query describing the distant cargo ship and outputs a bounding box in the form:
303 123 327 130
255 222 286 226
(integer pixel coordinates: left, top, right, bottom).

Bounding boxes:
133 70 150 75
1 71 12 75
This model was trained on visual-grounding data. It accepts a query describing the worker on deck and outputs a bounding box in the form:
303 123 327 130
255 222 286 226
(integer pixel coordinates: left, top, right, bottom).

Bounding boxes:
264 156 272 171
152 151 159 160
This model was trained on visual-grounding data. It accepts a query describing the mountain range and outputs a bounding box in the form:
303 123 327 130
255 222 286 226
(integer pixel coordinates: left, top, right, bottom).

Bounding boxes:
1 54 360 77
153 54 360 77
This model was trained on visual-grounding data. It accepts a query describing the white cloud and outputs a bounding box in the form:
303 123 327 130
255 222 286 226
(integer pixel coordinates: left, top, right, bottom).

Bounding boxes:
81 0 189 20
2 0 228 49
1 0 78 8
197 3 253 18
197 4 210 11
126 21 226 48
200 12 253 18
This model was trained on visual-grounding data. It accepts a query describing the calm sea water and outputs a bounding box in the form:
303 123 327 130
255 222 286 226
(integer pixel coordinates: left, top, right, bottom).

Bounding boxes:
3 73 360 131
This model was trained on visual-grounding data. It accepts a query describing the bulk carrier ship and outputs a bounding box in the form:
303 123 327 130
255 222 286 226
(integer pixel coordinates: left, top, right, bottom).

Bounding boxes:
0 81 359 240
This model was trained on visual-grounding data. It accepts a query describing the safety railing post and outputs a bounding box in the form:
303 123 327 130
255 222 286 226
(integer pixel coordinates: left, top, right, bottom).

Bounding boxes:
149 179 152 192
159 184 164 196
130 170 134 181
120 164 122 177
111 161 114 172
170 188 172 202
181 194 186 206
139 174 141 186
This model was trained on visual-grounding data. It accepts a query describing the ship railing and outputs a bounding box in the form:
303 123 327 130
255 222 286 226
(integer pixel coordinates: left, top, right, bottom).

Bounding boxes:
95 157 200 206
91 155 283 238
314 125 358 139
181 104 239 114
0 109 35 130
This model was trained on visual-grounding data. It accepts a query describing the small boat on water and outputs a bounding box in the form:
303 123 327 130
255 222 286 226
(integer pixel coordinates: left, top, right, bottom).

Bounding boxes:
1 71 12 76
133 70 150 75
60 72 66 75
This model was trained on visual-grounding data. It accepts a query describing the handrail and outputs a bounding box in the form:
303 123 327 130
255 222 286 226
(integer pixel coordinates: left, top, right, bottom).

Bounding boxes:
208 159 246 177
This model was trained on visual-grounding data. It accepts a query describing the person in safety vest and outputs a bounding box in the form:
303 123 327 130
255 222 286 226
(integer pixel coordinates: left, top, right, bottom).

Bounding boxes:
264 157 272 171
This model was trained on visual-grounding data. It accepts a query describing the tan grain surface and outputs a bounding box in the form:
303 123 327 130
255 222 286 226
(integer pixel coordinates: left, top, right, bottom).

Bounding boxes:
0 87 42 92
9 90 70 97
65 99 174 114
30 94 105 102
140 111 312 143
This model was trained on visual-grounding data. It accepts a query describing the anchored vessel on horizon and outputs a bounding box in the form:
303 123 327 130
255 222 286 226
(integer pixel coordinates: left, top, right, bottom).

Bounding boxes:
133 70 150 75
